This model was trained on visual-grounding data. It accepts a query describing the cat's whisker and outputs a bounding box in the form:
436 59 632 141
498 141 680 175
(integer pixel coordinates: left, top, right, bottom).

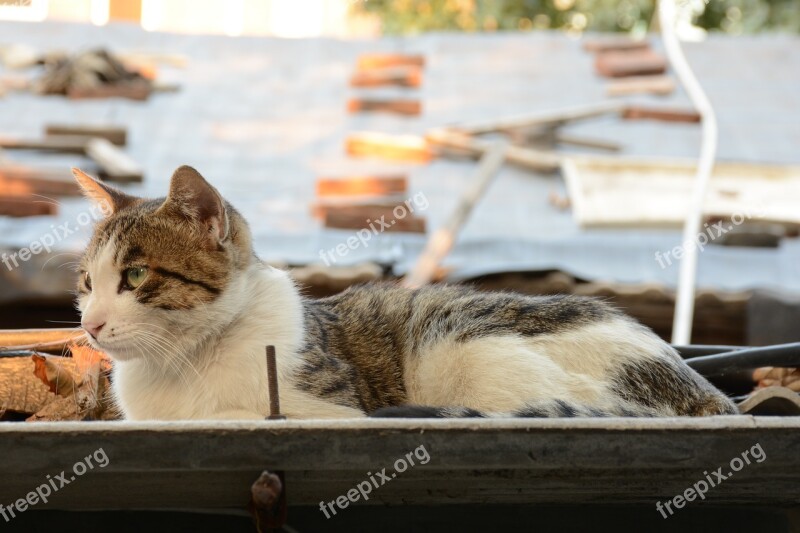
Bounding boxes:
40 253 82 271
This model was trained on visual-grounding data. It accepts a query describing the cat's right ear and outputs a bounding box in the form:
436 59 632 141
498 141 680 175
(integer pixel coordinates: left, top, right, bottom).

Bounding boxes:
72 168 136 216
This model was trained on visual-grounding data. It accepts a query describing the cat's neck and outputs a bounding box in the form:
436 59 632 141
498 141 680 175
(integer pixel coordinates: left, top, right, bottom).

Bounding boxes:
206 263 305 366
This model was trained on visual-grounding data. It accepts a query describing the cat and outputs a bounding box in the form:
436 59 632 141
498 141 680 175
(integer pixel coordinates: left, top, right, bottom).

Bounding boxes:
73 165 737 421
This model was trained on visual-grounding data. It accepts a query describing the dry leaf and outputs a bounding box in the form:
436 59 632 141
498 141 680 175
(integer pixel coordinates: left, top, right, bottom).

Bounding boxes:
31 354 76 397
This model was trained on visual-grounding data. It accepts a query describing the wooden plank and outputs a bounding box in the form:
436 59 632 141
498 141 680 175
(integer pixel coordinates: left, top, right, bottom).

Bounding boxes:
85 137 143 182
0 165 81 196
426 128 561 173
316 176 407 197
325 211 426 234
345 133 433 163
562 156 800 228
0 195 58 217
622 105 701 123
312 199 407 219
0 328 85 351
350 66 422 88
595 50 667 78
453 101 626 136
0 417 797 509
347 98 422 116
356 54 425 70
45 124 127 146
403 143 505 288
67 81 151 101
0 135 88 154
582 38 650 53
606 75 676 96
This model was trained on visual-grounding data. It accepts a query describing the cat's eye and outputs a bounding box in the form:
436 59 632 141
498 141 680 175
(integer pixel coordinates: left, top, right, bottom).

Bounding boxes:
124 267 148 289
83 272 92 290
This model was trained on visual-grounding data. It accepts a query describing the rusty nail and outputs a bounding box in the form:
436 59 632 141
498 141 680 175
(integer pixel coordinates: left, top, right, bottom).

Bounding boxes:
266 345 286 420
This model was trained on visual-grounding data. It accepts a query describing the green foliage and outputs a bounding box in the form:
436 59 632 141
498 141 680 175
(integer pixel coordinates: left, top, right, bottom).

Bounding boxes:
354 0 800 34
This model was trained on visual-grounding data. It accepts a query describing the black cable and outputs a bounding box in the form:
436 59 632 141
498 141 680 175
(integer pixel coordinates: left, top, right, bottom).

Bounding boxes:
685 342 800 376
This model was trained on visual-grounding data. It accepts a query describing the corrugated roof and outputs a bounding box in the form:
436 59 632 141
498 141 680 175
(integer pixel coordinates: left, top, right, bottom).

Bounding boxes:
1 22 799 293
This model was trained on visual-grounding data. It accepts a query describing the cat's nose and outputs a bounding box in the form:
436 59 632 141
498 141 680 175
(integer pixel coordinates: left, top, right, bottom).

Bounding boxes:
83 321 105 339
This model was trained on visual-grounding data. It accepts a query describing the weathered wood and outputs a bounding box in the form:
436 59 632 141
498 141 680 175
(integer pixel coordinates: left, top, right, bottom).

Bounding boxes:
453 101 626 136
312 199 407 219
0 328 85 351
0 417 797 509
0 135 88 154
0 165 81 196
45 124 127 146
582 37 650 53
595 49 668 78
350 66 422 88
622 105 701 123
403 143 505 288
426 128 560 173
345 133 432 162
606 75 676 96
85 137 143 182
66 80 151 101
562 157 800 228
356 53 425 70
325 211 426 234
0 195 58 217
316 176 407 197
347 98 422 116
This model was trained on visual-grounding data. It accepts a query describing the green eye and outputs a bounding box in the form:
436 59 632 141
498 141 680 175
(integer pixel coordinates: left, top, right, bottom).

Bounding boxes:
125 267 148 289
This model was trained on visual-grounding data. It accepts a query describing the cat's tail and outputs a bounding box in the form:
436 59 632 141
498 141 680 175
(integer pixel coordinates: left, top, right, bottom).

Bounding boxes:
370 399 663 419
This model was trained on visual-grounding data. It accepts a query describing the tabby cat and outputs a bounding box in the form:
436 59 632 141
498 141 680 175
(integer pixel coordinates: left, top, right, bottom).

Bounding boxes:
73 166 737 420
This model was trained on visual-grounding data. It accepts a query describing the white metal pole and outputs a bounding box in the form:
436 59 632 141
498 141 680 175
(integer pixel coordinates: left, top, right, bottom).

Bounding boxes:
659 0 719 345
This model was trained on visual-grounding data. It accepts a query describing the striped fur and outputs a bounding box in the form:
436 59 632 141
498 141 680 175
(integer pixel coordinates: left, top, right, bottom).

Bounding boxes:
74 166 737 421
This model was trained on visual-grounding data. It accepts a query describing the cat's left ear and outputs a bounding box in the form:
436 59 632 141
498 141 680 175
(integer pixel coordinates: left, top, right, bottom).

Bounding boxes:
159 165 229 242
72 168 136 216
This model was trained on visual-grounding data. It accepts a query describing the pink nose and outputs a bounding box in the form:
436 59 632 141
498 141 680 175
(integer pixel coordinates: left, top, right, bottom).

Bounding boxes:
83 321 105 339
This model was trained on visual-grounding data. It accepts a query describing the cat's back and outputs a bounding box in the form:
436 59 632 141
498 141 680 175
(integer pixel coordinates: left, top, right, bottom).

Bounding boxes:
311 282 624 349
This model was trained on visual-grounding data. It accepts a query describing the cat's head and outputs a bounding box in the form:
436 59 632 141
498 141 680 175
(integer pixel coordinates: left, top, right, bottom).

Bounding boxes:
74 165 254 362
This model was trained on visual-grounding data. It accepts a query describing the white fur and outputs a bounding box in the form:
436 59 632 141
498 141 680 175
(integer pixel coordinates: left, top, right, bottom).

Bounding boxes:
406 319 665 414
81 241 363 420
83 239 669 421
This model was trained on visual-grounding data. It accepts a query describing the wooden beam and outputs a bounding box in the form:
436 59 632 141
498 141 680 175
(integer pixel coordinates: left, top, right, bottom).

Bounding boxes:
426 128 561 173
0 328 85 352
452 101 626 136
347 98 422 116
356 53 425 70
312 199 407 219
0 165 81 196
606 75 676 96
594 50 667 78
622 105 701 123
45 124 127 146
403 143 506 288
67 81 151 101
0 195 58 217
325 211 426 234
0 135 88 154
350 66 422 88
316 176 407 197
2 417 797 509
85 137 144 182
345 133 433 163
582 38 650 53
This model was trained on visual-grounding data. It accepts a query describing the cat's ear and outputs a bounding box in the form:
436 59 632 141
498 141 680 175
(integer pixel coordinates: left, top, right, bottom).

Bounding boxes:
159 165 229 242
72 168 136 216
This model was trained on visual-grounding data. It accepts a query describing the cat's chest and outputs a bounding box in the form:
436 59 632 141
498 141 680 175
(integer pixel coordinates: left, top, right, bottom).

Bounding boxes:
112 339 274 420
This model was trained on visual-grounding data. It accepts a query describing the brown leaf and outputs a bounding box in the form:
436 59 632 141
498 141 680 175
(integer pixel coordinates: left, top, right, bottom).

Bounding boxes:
30 354 76 397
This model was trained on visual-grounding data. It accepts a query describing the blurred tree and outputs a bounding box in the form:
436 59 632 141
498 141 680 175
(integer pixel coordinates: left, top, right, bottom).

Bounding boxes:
354 0 799 34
